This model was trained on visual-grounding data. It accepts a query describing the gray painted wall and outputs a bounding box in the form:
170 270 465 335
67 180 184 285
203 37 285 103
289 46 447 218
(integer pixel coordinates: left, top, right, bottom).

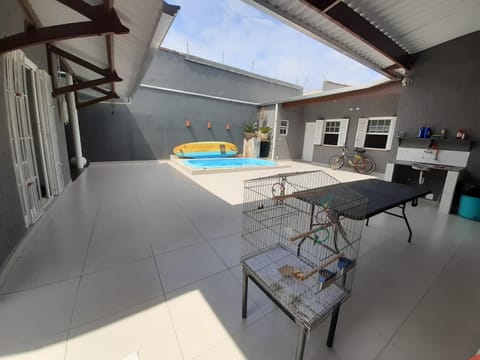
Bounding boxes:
0 0 71 267
303 92 400 173
78 49 302 161
142 49 302 103
79 88 258 160
274 106 305 160
397 30 480 182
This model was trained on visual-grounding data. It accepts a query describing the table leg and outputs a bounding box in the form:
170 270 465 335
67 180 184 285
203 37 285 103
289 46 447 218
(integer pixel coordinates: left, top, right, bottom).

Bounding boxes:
327 304 341 347
401 204 413 243
242 271 248 319
295 326 307 360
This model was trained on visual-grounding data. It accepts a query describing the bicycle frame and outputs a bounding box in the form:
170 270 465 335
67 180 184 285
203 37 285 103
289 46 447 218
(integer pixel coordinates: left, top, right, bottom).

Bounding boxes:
341 148 363 167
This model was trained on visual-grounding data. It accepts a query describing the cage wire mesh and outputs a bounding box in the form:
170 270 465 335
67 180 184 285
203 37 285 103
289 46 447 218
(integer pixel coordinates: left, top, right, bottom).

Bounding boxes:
242 170 367 329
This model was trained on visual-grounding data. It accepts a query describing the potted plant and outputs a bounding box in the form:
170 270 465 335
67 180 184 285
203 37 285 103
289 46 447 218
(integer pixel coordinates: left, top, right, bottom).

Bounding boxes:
244 122 257 140
258 126 272 141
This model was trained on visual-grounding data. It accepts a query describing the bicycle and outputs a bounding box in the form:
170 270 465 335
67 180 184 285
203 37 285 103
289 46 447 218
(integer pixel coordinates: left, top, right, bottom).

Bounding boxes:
328 147 376 174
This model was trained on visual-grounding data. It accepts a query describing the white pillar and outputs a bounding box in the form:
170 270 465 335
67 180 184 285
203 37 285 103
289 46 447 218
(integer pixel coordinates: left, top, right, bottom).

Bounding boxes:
65 73 84 169
271 103 279 161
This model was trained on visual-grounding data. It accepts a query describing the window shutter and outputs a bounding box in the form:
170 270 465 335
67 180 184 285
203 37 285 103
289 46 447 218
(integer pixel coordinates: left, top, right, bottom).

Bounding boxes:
355 118 368 148
385 117 397 150
313 120 324 145
337 118 349 146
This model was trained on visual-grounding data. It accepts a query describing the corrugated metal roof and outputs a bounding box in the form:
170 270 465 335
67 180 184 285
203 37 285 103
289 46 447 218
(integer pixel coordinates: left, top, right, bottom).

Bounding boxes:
346 0 480 54
244 0 480 77
29 0 179 98
243 0 396 76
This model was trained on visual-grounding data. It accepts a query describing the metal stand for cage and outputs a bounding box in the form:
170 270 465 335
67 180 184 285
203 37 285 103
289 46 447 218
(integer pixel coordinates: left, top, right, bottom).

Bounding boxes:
241 200 346 360
241 268 345 360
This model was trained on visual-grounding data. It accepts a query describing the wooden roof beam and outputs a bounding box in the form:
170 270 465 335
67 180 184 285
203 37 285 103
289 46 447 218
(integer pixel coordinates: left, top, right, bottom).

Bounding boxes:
303 0 411 70
53 73 121 96
104 0 115 92
0 0 128 54
47 44 112 77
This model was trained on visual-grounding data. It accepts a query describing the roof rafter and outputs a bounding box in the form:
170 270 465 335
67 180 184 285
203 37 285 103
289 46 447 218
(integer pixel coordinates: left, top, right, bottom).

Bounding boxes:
302 0 410 70
0 0 128 54
104 0 116 93
46 44 121 97
53 75 121 96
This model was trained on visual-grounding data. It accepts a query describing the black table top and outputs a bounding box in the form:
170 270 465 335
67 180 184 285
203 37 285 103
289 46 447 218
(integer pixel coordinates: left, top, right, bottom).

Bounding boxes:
345 179 431 218
293 179 431 220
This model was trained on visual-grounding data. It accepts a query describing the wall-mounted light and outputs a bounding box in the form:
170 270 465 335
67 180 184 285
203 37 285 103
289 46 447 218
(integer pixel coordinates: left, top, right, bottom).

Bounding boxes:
185 119 191 128
207 121 212 129
225 123 231 131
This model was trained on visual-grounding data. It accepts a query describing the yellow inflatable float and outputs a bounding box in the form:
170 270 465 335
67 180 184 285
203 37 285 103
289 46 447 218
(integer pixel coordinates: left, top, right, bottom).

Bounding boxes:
173 141 239 158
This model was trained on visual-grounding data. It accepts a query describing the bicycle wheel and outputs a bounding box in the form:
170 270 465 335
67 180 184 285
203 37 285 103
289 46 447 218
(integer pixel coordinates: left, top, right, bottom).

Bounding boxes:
329 155 344 170
355 158 376 174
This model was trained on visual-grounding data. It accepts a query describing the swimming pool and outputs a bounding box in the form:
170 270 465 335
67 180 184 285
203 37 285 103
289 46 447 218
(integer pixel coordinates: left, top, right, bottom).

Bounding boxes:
184 158 277 169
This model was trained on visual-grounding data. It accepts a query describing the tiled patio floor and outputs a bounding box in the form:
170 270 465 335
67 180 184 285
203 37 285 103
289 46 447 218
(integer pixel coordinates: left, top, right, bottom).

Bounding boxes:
0 161 479 359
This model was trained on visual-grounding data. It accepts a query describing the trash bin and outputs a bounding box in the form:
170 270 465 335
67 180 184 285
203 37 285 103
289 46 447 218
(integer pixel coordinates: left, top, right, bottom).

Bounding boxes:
458 187 480 221
259 141 270 158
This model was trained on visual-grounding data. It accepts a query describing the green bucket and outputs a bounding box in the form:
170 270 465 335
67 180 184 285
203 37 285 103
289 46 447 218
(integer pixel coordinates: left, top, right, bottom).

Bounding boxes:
458 194 480 221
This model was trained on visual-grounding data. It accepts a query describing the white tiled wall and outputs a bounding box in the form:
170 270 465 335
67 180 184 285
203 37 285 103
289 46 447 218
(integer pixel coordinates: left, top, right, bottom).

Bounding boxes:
396 147 470 167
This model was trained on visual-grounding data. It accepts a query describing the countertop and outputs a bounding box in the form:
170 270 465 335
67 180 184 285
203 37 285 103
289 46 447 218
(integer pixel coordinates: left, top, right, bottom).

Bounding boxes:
394 160 465 172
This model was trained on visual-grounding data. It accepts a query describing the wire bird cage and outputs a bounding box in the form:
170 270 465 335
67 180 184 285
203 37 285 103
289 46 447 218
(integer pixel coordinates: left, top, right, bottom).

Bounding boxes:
241 170 367 330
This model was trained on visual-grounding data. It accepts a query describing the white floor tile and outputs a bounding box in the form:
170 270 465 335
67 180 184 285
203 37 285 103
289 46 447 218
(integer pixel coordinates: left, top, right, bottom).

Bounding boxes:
375 343 412 360
83 236 152 274
208 232 242 268
155 242 227 293
0 279 78 350
194 315 295 360
90 210 146 245
0 248 85 293
71 258 162 328
148 216 204 255
20 219 92 257
66 298 182 360
230 265 277 315
166 270 264 359
0 332 67 360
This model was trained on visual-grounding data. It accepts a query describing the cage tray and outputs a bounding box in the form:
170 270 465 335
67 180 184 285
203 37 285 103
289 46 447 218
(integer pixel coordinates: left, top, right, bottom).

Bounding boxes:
243 245 349 327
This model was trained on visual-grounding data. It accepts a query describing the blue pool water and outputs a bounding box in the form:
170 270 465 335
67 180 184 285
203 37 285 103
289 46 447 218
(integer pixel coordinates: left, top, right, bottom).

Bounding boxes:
184 158 277 169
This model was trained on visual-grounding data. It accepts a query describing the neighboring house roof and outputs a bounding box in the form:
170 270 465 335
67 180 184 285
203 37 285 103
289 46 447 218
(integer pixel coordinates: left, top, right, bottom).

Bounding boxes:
243 0 480 79
28 0 179 99
260 79 401 107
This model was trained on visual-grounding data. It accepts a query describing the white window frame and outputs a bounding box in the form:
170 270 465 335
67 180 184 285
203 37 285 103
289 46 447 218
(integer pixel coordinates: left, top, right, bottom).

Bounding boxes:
279 120 289 136
313 118 349 147
355 116 397 151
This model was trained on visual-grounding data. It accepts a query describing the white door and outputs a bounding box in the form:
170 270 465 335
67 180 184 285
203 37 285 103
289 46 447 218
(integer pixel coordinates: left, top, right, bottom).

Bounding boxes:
302 122 315 162
4 51 43 226
34 70 64 195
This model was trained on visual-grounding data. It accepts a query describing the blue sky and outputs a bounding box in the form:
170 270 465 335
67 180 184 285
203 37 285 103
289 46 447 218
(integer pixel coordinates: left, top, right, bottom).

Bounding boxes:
162 0 385 91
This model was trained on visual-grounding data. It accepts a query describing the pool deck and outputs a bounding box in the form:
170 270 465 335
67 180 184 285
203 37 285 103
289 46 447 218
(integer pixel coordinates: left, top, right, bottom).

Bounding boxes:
169 159 375 205
2 160 479 359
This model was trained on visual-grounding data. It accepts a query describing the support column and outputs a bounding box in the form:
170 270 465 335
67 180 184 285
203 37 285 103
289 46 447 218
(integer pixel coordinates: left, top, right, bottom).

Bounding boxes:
65 73 84 169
